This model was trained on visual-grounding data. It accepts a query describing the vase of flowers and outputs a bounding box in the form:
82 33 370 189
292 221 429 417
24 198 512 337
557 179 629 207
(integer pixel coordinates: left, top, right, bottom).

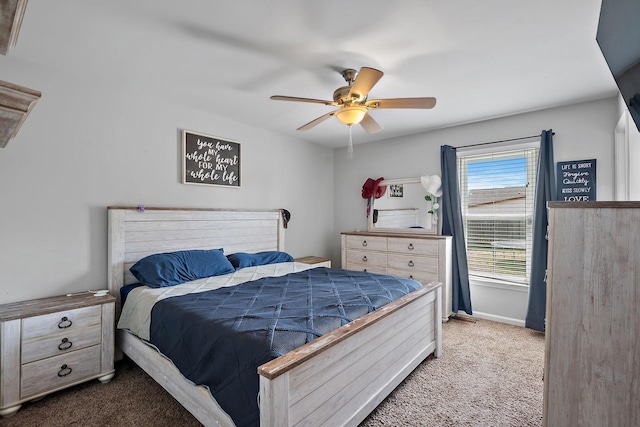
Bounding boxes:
425 195 440 226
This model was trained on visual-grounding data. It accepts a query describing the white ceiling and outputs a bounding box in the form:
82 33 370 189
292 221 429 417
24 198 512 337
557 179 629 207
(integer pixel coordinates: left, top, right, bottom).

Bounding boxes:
9 0 619 148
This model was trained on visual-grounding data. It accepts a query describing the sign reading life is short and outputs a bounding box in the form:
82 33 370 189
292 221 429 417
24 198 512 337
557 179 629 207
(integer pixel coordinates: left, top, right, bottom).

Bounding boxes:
556 159 596 201
182 130 241 187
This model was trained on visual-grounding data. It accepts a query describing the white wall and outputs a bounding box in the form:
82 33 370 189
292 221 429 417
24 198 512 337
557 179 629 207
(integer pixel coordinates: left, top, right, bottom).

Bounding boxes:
333 96 620 325
624 100 640 199
0 62 334 304
613 95 640 200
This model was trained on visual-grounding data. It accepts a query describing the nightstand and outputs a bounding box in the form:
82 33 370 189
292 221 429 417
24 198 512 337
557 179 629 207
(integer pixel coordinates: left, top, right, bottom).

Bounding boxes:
0 292 115 418
295 256 332 268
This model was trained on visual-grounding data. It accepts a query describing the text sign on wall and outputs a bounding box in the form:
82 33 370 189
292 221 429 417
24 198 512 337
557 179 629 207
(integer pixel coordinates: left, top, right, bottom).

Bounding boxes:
556 159 596 201
182 130 241 187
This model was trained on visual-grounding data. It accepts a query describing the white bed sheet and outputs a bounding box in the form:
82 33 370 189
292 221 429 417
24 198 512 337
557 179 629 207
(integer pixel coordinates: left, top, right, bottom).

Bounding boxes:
117 262 314 341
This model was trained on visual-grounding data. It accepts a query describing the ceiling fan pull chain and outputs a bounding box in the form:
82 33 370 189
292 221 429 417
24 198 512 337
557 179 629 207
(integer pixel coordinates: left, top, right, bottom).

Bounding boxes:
347 125 354 159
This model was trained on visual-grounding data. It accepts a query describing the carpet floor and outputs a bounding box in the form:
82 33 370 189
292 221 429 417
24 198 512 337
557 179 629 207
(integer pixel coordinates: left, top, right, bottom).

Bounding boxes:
1 317 545 427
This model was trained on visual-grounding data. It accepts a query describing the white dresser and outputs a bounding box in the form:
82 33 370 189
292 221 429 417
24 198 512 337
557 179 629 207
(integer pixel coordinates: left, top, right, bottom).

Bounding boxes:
0 293 115 418
341 231 452 321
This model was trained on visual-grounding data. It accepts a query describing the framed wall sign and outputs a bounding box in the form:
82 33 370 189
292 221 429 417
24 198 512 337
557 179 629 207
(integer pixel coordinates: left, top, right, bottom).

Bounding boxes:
182 130 241 187
556 159 596 201
388 184 404 198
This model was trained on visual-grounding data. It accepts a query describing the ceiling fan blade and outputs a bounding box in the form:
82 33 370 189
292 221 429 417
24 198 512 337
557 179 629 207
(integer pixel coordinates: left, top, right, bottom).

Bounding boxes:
348 67 383 99
297 111 335 131
270 95 336 106
360 113 383 134
367 97 437 109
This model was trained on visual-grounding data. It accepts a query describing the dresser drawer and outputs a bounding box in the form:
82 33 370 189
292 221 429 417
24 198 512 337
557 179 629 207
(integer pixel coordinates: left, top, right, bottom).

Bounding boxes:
387 268 439 285
22 305 101 341
21 345 102 399
387 237 439 256
22 324 102 364
346 249 387 269
344 235 387 252
387 254 438 275
345 262 387 275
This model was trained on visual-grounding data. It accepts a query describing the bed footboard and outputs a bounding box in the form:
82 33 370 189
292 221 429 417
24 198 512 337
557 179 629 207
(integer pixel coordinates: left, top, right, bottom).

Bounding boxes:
258 282 442 426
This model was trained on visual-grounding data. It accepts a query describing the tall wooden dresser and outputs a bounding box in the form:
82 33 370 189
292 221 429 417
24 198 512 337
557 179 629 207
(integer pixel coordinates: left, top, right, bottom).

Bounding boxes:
544 202 640 426
341 231 452 321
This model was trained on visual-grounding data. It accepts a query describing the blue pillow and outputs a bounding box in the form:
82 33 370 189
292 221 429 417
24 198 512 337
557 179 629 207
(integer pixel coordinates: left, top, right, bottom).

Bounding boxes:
226 251 294 269
130 248 235 288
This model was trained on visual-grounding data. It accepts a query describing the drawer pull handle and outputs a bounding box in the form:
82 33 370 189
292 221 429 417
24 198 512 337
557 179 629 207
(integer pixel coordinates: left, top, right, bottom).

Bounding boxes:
58 338 73 351
362 255 368 262
408 243 414 250
362 240 368 247
408 260 415 267
58 317 72 329
58 364 72 377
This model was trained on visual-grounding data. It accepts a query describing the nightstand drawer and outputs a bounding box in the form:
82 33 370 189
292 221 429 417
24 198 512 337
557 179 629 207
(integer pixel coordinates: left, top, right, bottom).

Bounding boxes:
21 345 102 399
22 305 101 341
22 324 102 363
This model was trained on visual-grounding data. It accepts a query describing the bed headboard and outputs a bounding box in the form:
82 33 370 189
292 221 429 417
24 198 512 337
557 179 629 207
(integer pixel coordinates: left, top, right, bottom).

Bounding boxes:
107 206 286 314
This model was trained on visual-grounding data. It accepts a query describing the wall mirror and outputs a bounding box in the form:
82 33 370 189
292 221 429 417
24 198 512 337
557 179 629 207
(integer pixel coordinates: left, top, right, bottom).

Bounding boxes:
367 176 441 234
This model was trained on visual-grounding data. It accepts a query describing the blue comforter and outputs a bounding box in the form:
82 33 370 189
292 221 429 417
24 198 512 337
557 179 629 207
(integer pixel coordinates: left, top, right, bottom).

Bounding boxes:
149 267 421 427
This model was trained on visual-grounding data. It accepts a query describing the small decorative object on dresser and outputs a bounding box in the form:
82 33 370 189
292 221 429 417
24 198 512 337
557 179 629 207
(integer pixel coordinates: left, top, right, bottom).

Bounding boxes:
0 292 115 418
294 256 332 268
342 231 453 321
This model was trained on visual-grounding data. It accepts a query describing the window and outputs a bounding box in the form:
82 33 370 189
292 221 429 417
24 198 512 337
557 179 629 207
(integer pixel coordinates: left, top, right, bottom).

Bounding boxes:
457 145 539 285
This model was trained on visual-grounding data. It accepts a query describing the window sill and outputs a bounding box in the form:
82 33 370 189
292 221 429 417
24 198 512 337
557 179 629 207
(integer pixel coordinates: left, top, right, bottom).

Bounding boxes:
469 275 529 293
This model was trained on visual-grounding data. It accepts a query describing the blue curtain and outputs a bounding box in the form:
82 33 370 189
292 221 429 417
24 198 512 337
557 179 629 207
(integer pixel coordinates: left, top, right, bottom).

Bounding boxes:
525 130 556 332
440 145 472 315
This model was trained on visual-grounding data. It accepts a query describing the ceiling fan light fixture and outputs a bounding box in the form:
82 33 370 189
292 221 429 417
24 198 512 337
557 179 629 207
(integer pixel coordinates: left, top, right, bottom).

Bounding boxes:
335 105 368 126
270 67 435 134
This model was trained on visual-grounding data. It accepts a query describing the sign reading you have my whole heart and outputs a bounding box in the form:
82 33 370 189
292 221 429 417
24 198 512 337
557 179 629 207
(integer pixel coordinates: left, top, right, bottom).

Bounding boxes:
182 130 241 187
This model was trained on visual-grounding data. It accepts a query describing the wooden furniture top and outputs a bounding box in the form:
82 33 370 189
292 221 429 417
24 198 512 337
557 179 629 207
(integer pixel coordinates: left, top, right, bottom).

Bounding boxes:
107 205 285 213
0 293 115 321
342 230 452 240
548 201 640 209
294 256 331 265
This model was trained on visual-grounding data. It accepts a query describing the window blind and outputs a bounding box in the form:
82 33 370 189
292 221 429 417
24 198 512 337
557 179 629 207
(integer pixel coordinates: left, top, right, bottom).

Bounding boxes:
457 147 539 284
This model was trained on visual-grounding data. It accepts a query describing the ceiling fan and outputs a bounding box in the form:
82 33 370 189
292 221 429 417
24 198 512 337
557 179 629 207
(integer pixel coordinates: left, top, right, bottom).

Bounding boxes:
270 67 437 134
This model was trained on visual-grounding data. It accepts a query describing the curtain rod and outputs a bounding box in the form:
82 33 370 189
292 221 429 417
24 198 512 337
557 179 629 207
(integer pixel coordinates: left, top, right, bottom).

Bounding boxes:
455 132 554 149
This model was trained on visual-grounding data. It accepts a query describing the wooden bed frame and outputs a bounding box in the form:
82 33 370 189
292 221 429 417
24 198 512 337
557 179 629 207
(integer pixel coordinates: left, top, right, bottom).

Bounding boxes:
108 206 442 427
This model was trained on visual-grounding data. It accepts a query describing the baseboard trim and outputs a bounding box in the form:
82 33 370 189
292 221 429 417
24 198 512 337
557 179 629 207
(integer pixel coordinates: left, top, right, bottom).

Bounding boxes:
467 311 525 327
